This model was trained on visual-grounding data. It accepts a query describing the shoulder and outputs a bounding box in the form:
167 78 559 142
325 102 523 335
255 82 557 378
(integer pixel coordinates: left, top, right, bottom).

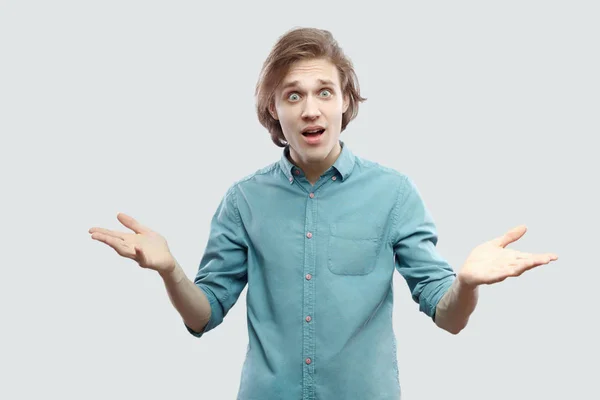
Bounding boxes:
225 161 280 193
351 152 411 190
214 161 279 215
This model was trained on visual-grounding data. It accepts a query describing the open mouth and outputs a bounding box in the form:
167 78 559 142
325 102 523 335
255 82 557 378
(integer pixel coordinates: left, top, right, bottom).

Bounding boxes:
301 128 325 137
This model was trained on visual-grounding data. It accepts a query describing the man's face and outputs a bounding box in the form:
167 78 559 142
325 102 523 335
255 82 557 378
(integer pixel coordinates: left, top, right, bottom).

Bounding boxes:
271 58 349 167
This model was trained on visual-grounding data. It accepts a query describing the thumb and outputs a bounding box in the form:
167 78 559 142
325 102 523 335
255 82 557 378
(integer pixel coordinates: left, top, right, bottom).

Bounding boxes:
134 245 146 264
492 225 527 248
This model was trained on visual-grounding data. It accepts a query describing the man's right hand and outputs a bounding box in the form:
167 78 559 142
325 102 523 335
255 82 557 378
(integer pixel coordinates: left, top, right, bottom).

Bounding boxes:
89 213 176 275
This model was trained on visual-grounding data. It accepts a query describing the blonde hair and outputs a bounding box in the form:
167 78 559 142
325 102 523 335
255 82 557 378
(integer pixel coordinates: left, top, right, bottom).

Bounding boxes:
255 27 367 147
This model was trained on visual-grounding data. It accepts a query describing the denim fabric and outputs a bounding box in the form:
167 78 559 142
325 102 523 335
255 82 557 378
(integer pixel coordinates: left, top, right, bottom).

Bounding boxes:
187 141 456 400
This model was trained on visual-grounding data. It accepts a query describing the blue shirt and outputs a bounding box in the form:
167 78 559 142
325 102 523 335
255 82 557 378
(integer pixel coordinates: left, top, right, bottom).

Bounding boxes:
187 142 456 400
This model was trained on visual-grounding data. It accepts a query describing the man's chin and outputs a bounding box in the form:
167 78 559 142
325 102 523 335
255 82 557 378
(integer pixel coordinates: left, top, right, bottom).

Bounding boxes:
290 138 340 163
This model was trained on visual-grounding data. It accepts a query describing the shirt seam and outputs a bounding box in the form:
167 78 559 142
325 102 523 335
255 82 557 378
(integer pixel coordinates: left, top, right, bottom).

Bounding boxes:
389 175 409 247
235 162 280 187
231 184 243 228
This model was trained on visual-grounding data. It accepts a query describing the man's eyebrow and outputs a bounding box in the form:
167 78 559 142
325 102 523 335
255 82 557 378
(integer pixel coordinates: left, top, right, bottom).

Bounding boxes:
279 79 337 91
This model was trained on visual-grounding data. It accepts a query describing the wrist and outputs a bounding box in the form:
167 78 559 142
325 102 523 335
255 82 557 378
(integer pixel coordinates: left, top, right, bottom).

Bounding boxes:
456 272 479 292
159 259 184 284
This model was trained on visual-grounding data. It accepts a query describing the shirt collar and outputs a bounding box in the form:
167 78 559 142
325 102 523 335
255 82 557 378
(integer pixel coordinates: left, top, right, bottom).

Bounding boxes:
278 140 356 182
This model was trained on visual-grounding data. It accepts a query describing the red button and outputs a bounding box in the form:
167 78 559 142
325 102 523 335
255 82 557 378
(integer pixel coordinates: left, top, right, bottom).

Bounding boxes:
306 232 312 238
305 316 312 322
305 274 312 280
332 176 337 181
294 170 300 175
309 193 315 198
305 358 312 365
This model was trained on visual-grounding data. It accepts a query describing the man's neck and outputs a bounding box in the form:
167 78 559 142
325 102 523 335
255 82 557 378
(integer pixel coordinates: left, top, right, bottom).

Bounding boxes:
289 143 342 185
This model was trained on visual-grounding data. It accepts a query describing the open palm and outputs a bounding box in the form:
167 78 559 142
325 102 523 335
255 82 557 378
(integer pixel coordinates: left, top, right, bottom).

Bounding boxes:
458 225 558 288
89 213 176 274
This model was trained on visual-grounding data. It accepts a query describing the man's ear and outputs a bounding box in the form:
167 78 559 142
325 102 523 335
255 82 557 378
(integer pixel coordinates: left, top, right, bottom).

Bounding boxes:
343 94 350 114
269 101 279 121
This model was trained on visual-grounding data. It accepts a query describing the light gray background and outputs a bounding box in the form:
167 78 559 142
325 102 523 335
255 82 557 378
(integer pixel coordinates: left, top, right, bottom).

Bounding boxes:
1 1 598 399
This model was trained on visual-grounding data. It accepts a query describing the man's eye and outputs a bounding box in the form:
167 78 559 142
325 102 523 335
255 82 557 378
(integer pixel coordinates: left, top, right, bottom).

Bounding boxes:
288 93 300 101
320 89 332 97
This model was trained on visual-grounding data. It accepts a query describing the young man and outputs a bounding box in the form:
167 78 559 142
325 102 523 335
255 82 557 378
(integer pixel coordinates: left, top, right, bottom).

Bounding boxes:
89 27 558 400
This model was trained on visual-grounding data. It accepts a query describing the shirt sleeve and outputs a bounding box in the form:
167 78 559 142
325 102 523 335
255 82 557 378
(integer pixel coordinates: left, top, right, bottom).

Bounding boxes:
186 183 248 337
391 175 456 320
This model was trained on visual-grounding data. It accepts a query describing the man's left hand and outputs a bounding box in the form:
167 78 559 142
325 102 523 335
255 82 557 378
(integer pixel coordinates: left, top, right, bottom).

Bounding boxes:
457 225 558 289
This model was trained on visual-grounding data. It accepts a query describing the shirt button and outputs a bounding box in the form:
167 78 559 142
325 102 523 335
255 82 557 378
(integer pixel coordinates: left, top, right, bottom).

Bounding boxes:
305 274 312 280
332 176 337 181
309 193 315 198
294 170 300 175
305 316 312 322
289 177 293 183
306 232 312 239
305 358 312 365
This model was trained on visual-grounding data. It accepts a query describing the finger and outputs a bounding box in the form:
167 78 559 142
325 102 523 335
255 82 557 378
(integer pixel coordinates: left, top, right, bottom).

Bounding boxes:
91 232 135 258
509 254 555 275
512 252 559 262
503 249 531 259
515 250 558 260
88 227 126 241
117 213 150 234
491 225 527 248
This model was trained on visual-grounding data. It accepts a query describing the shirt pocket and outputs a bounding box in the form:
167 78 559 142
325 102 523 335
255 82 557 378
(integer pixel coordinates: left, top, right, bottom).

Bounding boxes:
327 222 382 276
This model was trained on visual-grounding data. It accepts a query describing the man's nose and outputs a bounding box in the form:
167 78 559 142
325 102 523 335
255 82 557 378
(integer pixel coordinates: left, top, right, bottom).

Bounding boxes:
301 96 322 119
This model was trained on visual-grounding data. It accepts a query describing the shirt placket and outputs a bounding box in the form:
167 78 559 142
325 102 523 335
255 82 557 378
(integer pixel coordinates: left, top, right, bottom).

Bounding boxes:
302 183 316 400
295 171 336 400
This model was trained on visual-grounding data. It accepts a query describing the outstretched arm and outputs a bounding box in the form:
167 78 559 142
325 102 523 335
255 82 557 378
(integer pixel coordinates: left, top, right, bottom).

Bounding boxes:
434 225 558 334
89 213 212 333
